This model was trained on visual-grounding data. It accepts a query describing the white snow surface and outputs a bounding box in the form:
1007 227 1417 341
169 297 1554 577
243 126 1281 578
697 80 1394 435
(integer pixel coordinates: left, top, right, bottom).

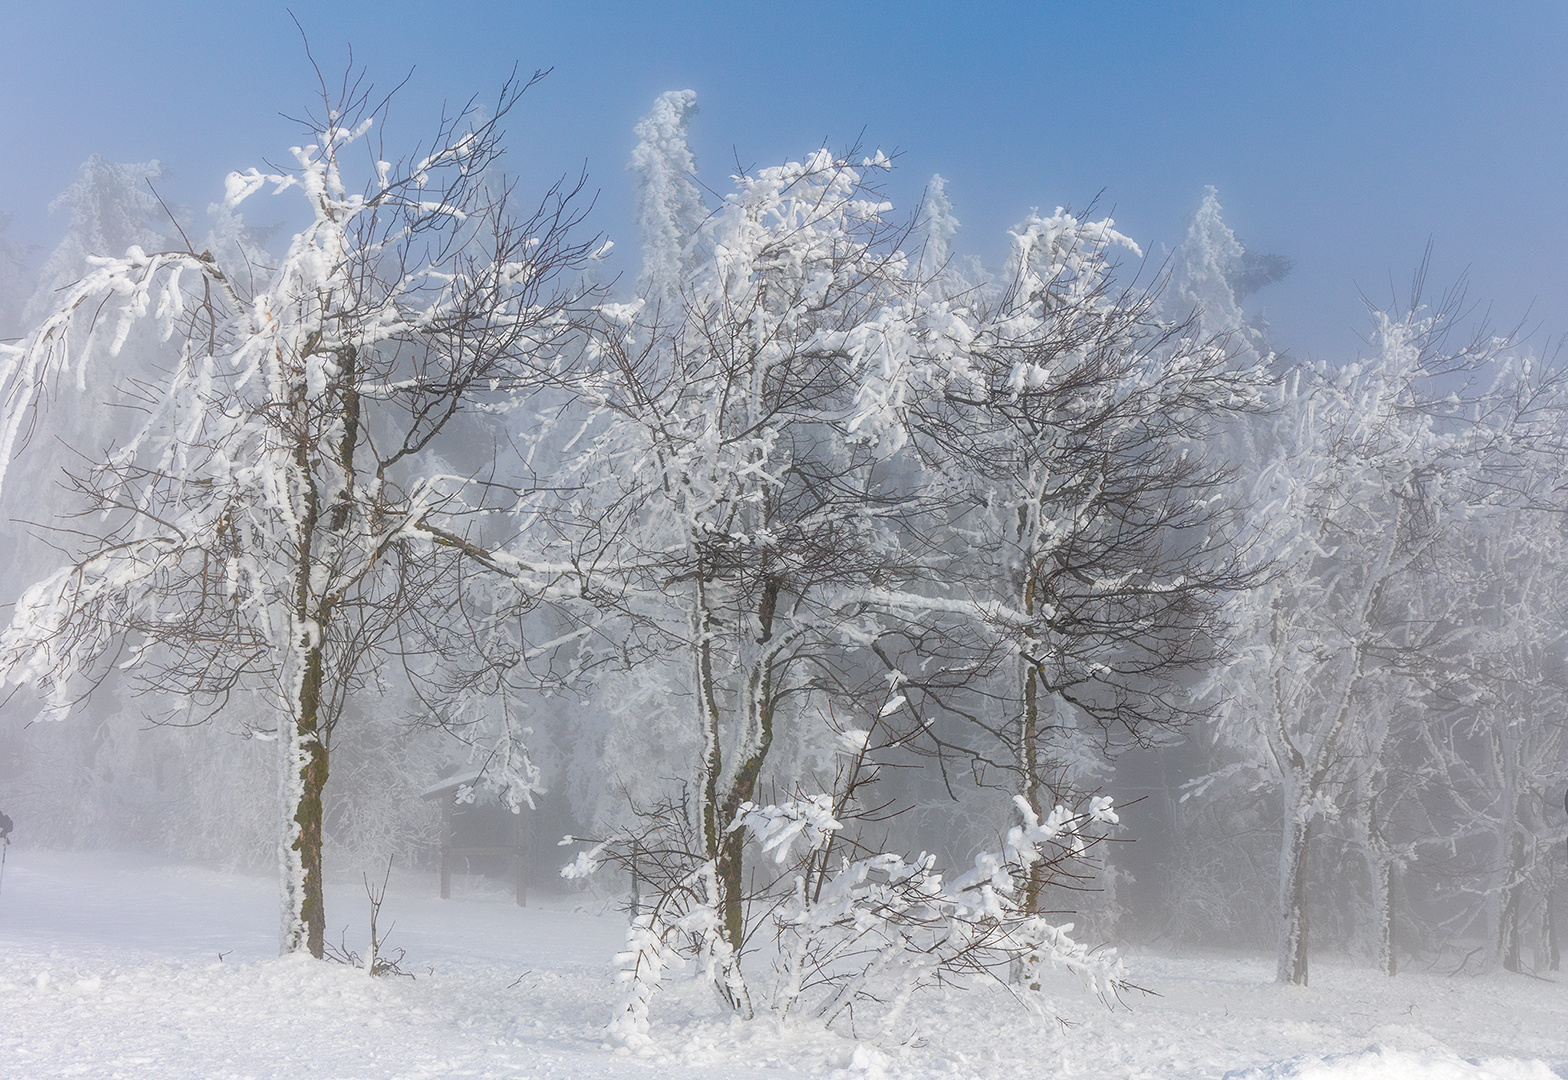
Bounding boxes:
1 850 1565 1079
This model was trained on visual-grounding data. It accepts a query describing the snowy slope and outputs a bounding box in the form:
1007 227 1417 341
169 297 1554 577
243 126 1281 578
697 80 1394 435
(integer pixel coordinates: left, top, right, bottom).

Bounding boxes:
1 850 1564 1079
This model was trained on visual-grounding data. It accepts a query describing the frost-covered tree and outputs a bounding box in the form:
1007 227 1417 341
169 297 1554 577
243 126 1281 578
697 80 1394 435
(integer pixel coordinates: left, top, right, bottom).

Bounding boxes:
0 72 597 956
1208 307 1499 985
915 173 960 285
630 89 706 304
906 206 1265 915
1326 440 1568 978
1429 523 1568 973
1170 187 1289 362
1172 187 1245 344
556 142 1193 1034
1 157 174 573
25 156 171 323
1394 374 1568 974
563 147 939 997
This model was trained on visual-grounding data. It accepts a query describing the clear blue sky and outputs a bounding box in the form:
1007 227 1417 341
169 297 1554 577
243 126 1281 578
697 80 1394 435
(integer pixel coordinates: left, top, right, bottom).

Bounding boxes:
1 1 1564 358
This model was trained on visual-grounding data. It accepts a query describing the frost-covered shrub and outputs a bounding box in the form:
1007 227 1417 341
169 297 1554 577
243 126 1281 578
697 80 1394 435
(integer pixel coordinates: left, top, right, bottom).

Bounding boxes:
561 730 1128 1044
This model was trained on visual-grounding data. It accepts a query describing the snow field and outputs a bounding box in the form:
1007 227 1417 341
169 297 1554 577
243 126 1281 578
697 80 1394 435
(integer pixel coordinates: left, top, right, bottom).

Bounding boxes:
1 851 1565 1079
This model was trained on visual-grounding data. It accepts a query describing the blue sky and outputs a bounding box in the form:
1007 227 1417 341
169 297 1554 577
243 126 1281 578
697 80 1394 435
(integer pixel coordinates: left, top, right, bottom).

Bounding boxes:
1 1 1564 358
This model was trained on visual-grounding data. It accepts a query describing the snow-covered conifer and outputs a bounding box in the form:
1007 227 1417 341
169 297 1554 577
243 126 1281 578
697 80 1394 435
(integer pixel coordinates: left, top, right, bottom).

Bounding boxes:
630 89 706 304
1171 186 1245 342
916 173 959 285
25 156 170 324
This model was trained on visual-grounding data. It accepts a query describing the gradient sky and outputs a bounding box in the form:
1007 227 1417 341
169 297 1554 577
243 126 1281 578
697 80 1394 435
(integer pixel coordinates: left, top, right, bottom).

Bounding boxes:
1 1 1564 358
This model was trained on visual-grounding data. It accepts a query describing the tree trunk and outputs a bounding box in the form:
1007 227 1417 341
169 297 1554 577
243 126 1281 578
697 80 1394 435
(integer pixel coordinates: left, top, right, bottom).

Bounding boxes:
280 637 330 957
278 375 332 958
1544 888 1560 972
1374 856 1397 977
1021 658 1047 914
1277 808 1312 985
716 693 771 975
694 575 725 863
717 825 748 960
711 579 780 1000
1498 830 1527 973
281 420 328 958
1019 560 1054 917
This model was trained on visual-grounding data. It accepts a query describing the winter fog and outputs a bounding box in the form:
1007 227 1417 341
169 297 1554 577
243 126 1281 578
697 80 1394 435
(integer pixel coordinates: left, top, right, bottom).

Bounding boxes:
1 6 1566 1079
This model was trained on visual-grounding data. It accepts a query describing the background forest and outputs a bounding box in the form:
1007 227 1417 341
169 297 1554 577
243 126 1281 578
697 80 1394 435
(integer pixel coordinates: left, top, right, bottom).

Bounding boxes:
0 67 1565 1042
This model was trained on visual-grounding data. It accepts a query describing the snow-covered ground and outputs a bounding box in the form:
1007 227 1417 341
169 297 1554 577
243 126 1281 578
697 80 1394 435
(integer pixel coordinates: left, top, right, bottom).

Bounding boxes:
1 849 1564 1079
